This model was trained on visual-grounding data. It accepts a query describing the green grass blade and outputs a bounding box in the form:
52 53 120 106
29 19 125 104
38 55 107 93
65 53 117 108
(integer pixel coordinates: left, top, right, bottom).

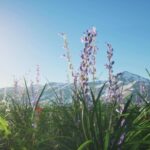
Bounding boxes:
104 131 110 150
146 68 150 77
24 78 31 106
77 140 93 150
34 84 47 110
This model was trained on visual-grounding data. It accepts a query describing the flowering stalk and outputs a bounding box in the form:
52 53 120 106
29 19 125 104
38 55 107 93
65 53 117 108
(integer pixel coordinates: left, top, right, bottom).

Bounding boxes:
30 80 36 106
36 64 40 85
13 78 19 97
79 27 97 104
35 65 40 101
105 43 122 103
60 27 98 105
59 33 79 89
30 65 41 107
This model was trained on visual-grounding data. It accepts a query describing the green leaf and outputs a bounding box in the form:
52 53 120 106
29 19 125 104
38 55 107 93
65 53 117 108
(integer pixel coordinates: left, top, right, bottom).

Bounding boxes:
34 84 47 110
104 131 110 150
146 68 150 77
24 78 31 106
32 84 47 120
77 140 93 150
0 116 11 137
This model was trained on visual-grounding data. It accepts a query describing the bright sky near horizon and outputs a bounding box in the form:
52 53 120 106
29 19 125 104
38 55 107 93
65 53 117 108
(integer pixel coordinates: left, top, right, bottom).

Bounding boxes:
0 0 150 87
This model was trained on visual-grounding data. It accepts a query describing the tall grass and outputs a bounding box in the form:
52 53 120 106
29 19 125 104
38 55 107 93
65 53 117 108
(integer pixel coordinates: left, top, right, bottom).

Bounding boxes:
0 83 149 149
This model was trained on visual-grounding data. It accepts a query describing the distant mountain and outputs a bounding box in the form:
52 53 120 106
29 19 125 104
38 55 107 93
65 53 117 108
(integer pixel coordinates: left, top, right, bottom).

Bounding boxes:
0 71 150 103
115 71 150 100
117 71 150 85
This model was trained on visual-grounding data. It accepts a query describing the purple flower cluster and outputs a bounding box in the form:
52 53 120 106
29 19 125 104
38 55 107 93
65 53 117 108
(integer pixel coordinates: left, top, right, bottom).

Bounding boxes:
105 43 114 86
79 27 98 103
60 30 124 104
105 43 122 102
60 27 98 105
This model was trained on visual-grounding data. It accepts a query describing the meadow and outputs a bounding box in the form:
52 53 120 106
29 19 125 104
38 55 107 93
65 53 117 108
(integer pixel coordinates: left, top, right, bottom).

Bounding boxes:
0 27 150 150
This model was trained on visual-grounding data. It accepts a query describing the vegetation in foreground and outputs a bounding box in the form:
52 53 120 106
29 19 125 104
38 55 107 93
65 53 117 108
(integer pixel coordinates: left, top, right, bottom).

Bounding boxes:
0 27 150 150
0 88 150 150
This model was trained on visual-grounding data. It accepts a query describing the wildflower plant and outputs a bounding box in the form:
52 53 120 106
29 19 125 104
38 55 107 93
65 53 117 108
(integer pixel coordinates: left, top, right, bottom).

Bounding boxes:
30 65 41 106
79 27 98 104
60 27 98 105
105 43 123 103
59 33 75 83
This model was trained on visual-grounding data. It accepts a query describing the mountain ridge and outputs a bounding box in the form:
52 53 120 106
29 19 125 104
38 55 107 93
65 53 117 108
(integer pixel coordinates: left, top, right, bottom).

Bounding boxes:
0 71 150 103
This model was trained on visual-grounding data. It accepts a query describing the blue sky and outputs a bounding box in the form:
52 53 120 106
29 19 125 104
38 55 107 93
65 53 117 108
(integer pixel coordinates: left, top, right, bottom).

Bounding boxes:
0 0 150 87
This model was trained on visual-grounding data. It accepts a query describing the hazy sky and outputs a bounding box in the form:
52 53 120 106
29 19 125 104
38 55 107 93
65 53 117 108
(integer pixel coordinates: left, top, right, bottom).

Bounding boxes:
0 0 150 87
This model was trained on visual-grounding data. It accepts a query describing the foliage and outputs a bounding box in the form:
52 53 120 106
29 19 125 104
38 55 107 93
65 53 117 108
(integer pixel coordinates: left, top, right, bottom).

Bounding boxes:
0 83 149 150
